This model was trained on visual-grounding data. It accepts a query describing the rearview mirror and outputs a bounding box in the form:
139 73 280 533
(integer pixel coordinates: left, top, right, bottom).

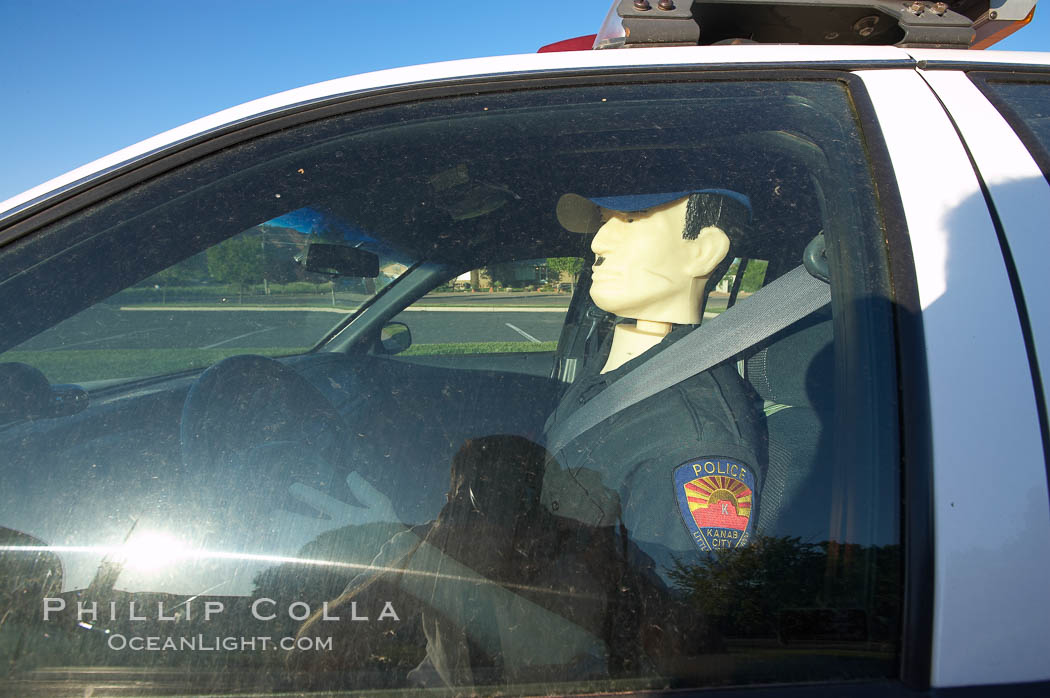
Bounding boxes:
302 243 379 277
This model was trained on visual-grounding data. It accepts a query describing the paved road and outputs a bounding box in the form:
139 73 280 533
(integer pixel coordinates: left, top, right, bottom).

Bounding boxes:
404 308 564 344
15 304 566 352
13 289 731 353
415 291 572 308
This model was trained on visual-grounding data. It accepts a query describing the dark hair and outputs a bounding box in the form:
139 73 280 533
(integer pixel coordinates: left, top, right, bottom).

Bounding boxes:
683 192 750 242
683 192 751 318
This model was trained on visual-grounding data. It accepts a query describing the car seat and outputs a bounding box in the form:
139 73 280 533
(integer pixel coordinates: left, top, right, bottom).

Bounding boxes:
745 306 835 542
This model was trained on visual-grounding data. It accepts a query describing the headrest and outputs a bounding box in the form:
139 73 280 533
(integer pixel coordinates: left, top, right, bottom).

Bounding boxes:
744 308 833 411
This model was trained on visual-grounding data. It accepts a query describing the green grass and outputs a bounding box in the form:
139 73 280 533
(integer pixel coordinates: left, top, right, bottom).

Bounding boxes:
402 341 557 356
1 342 555 384
0 348 309 384
115 281 342 303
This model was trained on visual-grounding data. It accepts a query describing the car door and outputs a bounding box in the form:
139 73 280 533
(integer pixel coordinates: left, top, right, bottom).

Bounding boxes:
858 64 1050 690
0 53 955 696
922 64 1050 416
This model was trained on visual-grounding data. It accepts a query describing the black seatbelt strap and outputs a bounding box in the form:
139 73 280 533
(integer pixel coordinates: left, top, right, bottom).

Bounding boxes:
544 264 831 456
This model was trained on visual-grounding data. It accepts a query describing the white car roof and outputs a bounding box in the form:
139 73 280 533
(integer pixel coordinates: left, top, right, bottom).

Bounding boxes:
0 45 908 221
1 43 1046 222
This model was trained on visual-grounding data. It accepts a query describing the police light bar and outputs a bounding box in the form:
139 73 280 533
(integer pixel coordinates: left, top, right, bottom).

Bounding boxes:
589 0 1037 49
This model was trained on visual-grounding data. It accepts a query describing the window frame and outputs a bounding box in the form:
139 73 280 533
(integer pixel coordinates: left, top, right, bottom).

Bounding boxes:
0 66 923 693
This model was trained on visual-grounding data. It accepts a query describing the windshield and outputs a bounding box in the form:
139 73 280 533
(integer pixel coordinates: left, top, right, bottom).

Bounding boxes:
0 207 415 384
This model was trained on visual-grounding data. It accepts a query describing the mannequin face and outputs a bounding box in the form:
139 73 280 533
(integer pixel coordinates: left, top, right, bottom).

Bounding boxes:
589 197 726 322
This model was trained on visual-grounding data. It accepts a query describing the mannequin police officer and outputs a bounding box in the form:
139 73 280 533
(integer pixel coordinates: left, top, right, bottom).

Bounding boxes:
544 190 767 580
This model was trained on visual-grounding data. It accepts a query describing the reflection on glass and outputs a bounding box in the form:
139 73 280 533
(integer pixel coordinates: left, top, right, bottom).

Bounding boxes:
0 79 900 695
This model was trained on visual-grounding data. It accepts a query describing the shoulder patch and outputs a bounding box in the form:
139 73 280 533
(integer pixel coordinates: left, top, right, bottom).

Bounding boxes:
673 458 756 551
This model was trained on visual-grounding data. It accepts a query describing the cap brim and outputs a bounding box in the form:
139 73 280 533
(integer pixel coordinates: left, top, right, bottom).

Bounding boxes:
556 193 603 234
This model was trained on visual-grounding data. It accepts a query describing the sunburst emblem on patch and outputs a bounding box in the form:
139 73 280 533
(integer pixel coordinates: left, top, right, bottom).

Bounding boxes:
673 458 757 551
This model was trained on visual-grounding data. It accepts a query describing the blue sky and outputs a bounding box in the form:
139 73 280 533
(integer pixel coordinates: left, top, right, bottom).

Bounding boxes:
1 0 1047 203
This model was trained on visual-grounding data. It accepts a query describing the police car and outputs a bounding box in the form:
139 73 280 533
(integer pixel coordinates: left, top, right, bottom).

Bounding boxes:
0 1 1047 695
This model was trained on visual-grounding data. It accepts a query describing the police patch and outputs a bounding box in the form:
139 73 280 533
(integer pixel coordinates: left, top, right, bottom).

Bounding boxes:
673 458 756 551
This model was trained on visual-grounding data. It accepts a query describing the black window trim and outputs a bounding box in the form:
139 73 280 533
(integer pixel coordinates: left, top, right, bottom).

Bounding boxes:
915 60 1050 76
841 71 932 691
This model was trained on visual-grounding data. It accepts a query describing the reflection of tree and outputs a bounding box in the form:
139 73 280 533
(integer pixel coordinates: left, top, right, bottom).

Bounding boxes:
481 262 517 288
206 235 265 299
668 535 899 644
148 253 207 287
725 259 769 293
546 257 583 286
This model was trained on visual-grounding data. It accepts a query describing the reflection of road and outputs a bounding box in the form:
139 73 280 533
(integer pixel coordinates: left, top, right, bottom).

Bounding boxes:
14 304 566 351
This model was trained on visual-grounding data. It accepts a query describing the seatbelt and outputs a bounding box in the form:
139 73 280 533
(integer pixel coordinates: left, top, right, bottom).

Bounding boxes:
544 264 831 456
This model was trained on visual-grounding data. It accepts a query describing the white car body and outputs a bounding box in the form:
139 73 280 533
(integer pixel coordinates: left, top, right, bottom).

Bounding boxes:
2 41 1048 695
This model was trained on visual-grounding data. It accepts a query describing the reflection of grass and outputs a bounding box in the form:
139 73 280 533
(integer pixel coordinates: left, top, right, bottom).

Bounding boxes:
0 348 308 385
402 341 557 356
114 281 348 302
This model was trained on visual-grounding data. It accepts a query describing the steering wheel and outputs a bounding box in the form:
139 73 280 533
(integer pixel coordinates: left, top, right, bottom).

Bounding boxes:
180 354 350 487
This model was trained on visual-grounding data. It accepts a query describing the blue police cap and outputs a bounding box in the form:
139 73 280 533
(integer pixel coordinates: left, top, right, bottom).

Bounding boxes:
556 189 751 234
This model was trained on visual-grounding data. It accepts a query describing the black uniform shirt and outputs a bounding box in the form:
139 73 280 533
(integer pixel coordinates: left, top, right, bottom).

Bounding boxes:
542 323 767 580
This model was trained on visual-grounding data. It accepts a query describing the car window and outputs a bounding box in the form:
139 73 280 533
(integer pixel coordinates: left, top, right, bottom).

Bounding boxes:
0 76 901 695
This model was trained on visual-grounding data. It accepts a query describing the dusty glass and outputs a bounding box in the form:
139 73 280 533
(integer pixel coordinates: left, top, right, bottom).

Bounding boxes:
0 77 901 695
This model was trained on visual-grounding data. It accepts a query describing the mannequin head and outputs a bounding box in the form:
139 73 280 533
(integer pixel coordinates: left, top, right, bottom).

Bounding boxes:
557 190 748 325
